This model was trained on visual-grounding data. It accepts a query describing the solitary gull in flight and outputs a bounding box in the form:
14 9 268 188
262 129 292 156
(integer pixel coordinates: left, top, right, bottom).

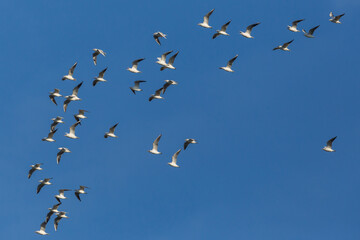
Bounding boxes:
42 129 57 142
45 203 61 223
162 80 178 94
57 147 71 164
92 48 106 65
28 163 43 179
329 12 345 24
287 19 304 32
127 58 145 73
75 185 89 201
35 221 49 235
302 25 320 38
50 116 64 131
55 189 71 203
273 40 294 51
49 89 62 105
212 20 231 39
149 88 164 102
148 134 162 154
130 80 146 94
156 50 173 67
184 139 197 150
54 211 69 231
65 121 81 139
93 68 108 86
37 178 52 194
153 32 167 45
323 136 337 152
168 149 181 168
74 109 88 122
63 81 83 112
198 9 215 29
62 62 77 81
160 51 179 71
220 55 238 72
240 23 260 38
104 123 119 138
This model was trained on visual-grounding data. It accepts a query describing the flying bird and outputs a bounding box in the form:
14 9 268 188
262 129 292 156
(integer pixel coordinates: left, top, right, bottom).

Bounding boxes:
65 121 81 139
149 88 164 102
323 136 337 152
92 48 106 65
93 67 108 86
148 134 162 154
62 62 77 81
75 185 89 201
213 20 231 39
104 123 119 138
160 51 179 71
74 109 88 122
35 221 49 235
130 80 146 94
329 12 345 24
127 58 145 73
54 211 69 231
162 80 178 94
220 55 238 72
153 32 167 45
45 203 61 223
240 22 260 38
63 81 83 112
28 163 43 179
287 19 304 32
37 178 52 194
184 138 197 150
273 39 294 51
55 189 71 203
168 149 181 168
302 25 320 38
50 116 64 131
198 9 215 29
57 147 71 164
42 129 57 142
156 50 173 67
49 89 62 105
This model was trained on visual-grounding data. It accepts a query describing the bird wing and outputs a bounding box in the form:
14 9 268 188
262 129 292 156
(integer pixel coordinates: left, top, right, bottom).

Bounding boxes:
40 221 47 231
220 20 231 32
227 55 238 68
203 9 214 24
162 82 171 94
49 95 57 106
309 25 320 35
92 54 97 65
327 136 337 147
292 19 304 27
154 37 161 45
109 123 119 133
98 67 107 78
335 13 345 21
246 22 260 33
28 168 35 179
72 81 83 96
134 80 146 87
68 62 77 75
63 99 70 112
155 88 163 96
69 122 80 135
48 129 57 138
37 183 45 194
168 52 179 65
184 141 190 150
54 217 60 231
212 32 220 39
153 134 162 150
171 149 181 164
75 192 81 201
282 39 294 48
132 58 145 68
161 51 173 61
98 49 106 56
45 211 54 223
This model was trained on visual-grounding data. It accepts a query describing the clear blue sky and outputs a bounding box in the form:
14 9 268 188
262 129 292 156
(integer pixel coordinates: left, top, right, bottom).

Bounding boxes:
1 0 360 239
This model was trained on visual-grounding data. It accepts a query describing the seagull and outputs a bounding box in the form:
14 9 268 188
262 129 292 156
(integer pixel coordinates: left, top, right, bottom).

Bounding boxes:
160 51 179 71
162 80 178 94
184 139 197 150
35 221 49 235
74 109 88 122
329 12 345 24
63 81 83 112
37 178 52 194
62 62 77 81
28 163 43 179
104 123 119 138
212 20 231 39
156 50 173 67
323 136 337 152
65 121 80 139
75 186 89 201
149 88 164 102
127 58 145 73
42 129 57 142
93 67 108 86
54 211 69 231
168 149 181 168
240 22 260 38
49 89 62 105
153 32 167 45
130 80 146 94
50 116 64 131
198 9 215 29
92 48 106 65
220 55 238 72
148 134 162 154
302 25 320 38
45 203 61 223
57 147 71 164
287 19 304 32
55 189 71 203
273 39 294 51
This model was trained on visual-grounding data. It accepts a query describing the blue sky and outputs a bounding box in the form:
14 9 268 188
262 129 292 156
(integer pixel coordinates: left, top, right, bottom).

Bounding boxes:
1 0 360 239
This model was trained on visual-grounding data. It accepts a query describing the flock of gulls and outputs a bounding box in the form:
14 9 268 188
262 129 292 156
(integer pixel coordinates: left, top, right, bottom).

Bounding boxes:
29 9 345 235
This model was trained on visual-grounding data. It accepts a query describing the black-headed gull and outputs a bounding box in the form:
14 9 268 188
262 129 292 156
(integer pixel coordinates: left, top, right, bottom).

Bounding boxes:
287 19 304 32
62 62 77 81
104 123 119 138
54 211 69 231
57 147 71 164
162 80 178 94
42 129 57 142
220 55 238 72
160 51 179 71
35 221 49 235
329 12 345 24
273 40 294 51
28 163 43 179
323 136 337 152
149 88 164 102
93 68 108 86
153 32 167 45
213 20 231 39
92 48 106 65
65 121 81 139
156 50 173 67
184 139 197 150
148 134 162 154
37 178 52 194
127 58 145 73
302 25 320 38
74 109 88 122
51 116 64 131
55 189 71 203
63 81 83 112
240 23 260 38
45 203 61 223
49 89 62 105
198 9 215 29
168 149 181 168
130 80 146 94
75 185 89 201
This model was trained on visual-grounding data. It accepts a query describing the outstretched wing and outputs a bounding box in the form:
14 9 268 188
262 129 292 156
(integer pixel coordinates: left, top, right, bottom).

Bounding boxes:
169 52 179 65
220 20 231 32
309 25 320 35
69 62 77 75
227 55 238 68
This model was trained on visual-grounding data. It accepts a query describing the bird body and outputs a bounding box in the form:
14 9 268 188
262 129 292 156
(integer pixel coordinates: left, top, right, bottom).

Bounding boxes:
287 19 304 32
302 25 320 38
323 136 337 152
93 68 108 86
65 122 80 139
273 39 294 51
240 23 260 38
213 20 231 39
220 55 238 72
127 58 145 73
104 123 119 138
160 52 179 71
49 89 62 105
57 147 71 164
35 222 49 235
37 178 52 194
42 129 57 142
75 185 89 201
130 80 146 94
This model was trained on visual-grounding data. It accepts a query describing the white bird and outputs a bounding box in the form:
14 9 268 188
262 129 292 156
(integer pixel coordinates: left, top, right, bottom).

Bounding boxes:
55 189 71 203
302 25 320 38
148 134 162 154
153 32 167 45
198 9 215 29
57 147 71 164
184 138 197 150
162 80 178 94
65 121 81 139
92 48 106 65
104 123 119 138
168 149 181 168
220 55 238 72
130 80 146 94
273 39 294 51
323 136 337 152
127 58 145 73
156 50 173 67
35 221 49 235
63 81 83 112
49 89 62 106
54 211 69 231
37 178 52 194
28 163 43 179
93 67 108 86
329 12 345 24
74 109 88 122
287 19 304 32
149 88 164 102
45 203 61 223
75 185 89 201
212 20 231 39
62 62 77 81
240 22 260 38
160 51 179 71
42 129 57 142
50 116 64 131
